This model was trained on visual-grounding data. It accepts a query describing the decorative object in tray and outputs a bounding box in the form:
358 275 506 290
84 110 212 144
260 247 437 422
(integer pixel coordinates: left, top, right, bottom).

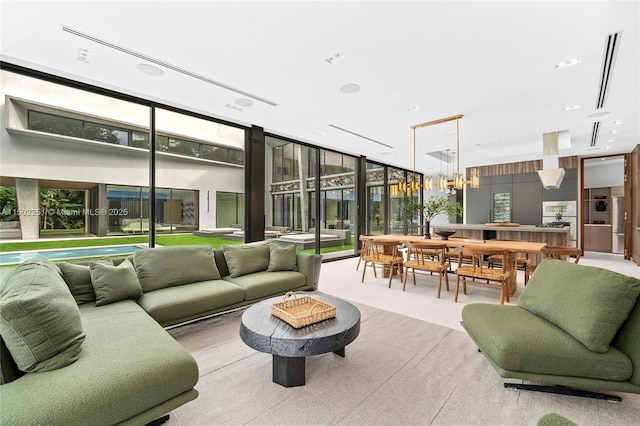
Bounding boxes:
271 292 336 328
434 229 456 240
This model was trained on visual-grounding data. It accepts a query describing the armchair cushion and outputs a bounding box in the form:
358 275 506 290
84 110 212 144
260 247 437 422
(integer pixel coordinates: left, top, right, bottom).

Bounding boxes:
519 259 640 353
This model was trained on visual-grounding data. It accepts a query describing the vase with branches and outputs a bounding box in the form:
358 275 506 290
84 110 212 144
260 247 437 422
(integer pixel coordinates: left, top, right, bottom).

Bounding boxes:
416 195 463 238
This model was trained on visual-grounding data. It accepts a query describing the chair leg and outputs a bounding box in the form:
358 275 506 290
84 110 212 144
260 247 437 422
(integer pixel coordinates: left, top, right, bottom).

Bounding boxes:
361 261 368 283
402 267 409 291
454 275 460 302
437 273 443 298
444 271 450 292
462 277 467 295
355 256 362 271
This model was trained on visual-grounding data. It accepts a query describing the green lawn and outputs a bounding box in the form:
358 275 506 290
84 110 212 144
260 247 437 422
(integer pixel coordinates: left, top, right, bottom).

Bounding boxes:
0 233 355 267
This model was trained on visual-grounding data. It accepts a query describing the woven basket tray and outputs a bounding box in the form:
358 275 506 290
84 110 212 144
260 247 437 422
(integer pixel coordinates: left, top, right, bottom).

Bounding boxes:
271 292 336 328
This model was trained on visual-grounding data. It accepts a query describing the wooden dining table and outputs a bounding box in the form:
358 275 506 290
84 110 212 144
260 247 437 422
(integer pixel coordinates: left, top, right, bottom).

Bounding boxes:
365 235 547 296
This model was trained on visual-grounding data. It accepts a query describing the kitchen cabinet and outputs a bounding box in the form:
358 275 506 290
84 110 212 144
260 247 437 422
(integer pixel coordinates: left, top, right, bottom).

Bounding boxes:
465 176 491 223
584 224 612 252
464 171 577 226
513 173 543 225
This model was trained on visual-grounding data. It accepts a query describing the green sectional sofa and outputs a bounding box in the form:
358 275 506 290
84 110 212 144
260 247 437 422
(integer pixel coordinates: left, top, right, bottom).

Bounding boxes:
461 259 640 401
1 241 319 425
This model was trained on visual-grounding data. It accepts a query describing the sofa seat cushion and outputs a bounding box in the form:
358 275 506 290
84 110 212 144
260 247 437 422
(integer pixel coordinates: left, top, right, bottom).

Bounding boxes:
0 301 199 425
137 280 245 326
133 245 221 292
0 258 85 373
519 259 640 353
461 304 633 382
223 270 307 301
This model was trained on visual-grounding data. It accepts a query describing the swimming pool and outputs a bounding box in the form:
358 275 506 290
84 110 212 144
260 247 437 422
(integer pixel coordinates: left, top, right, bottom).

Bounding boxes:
0 244 145 265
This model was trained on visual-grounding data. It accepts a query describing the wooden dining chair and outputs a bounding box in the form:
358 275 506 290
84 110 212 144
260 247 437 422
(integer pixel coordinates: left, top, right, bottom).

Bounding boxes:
403 242 449 297
361 240 404 288
355 235 372 271
486 239 531 284
525 246 581 284
455 246 510 304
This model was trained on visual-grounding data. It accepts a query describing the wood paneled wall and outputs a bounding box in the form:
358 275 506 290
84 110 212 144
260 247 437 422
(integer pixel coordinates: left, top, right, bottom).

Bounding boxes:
467 156 578 177
632 145 640 266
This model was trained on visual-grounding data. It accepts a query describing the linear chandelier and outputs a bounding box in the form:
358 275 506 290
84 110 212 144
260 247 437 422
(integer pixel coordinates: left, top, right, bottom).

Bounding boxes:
397 114 479 194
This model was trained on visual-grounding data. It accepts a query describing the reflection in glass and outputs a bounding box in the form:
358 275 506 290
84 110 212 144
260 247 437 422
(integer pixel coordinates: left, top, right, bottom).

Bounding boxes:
493 192 511 222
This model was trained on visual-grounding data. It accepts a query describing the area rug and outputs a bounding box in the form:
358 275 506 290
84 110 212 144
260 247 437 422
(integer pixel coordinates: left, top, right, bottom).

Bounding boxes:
166 298 640 425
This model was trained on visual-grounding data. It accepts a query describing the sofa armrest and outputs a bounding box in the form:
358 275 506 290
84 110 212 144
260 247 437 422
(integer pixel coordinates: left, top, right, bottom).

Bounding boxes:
296 253 322 290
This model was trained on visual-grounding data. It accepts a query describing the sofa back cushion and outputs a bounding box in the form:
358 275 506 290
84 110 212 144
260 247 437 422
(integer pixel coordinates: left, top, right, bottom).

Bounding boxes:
221 241 271 278
519 259 640 353
133 245 221 292
57 258 109 304
0 257 85 372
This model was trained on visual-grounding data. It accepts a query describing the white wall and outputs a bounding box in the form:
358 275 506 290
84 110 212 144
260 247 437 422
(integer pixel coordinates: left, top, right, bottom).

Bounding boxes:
584 157 625 188
0 70 244 230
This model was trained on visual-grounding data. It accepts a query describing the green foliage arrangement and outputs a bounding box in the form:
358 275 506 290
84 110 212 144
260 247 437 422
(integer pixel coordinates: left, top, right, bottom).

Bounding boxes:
404 194 463 223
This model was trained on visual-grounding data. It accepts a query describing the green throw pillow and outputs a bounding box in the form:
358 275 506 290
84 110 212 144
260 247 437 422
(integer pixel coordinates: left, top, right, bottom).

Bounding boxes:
519 259 640 353
89 259 143 306
267 243 297 272
59 258 114 305
222 242 271 278
0 257 85 372
133 245 221 292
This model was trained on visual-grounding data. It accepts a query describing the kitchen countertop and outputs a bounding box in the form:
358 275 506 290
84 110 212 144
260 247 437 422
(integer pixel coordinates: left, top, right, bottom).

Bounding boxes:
431 224 570 233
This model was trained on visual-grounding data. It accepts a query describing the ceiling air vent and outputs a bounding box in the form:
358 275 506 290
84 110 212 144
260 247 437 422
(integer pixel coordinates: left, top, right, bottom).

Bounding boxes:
590 122 600 147
596 32 621 109
590 31 621 147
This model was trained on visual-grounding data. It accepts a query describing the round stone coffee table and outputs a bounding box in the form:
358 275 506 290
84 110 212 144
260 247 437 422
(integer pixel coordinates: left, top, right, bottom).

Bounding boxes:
239 293 361 387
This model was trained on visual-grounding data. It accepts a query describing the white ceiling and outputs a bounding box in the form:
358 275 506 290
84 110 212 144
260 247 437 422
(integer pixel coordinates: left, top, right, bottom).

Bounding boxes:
1 1 638 176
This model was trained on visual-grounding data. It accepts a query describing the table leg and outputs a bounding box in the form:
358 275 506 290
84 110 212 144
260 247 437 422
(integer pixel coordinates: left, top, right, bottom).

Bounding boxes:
504 251 517 296
272 355 305 387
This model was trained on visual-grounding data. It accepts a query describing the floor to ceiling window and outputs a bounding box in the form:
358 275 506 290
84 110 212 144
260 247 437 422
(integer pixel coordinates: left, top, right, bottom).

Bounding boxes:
155 108 244 235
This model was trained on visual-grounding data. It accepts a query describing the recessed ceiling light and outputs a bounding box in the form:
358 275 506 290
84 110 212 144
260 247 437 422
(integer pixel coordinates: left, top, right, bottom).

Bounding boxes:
613 120 624 125
235 98 254 107
562 105 582 111
313 131 325 136
587 110 610 118
555 58 582 69
224 103 243 112
325 53 346 64
77 48 91 63
340 83 360 94
605 146 612 150
407 105 420 112
136 63 164 76
607 138 615 143
611 129 619 134
445 130 457 135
